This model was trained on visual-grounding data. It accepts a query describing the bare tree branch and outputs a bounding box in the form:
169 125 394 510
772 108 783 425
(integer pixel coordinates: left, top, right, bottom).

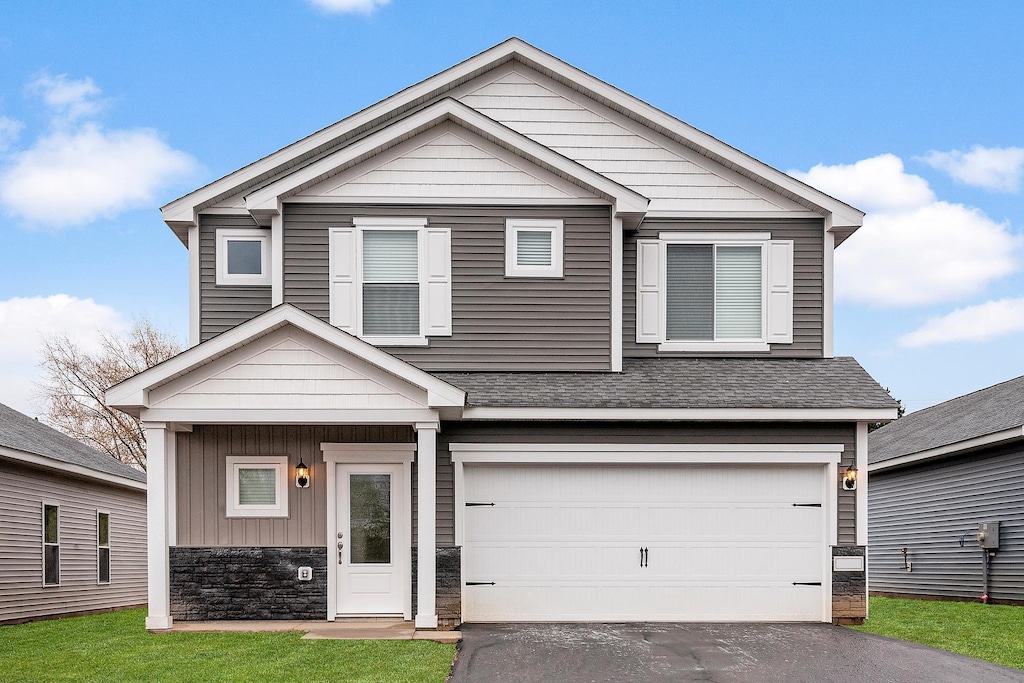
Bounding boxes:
34 318 182 471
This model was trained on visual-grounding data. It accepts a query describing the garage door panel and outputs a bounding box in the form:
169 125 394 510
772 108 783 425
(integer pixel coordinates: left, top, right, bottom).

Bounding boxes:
463 463 826 622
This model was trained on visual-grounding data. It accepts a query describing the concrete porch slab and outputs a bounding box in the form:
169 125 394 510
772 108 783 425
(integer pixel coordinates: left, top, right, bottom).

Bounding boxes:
162 618 461 643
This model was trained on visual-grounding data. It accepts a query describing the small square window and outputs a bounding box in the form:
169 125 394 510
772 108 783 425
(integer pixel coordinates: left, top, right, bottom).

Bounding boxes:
216 229 270 286
505 219 563 277
226 456 289 518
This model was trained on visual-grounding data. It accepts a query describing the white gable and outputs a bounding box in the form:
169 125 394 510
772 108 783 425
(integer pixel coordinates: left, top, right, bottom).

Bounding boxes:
150 331 428 412
297 122 598 202
458 66 805 214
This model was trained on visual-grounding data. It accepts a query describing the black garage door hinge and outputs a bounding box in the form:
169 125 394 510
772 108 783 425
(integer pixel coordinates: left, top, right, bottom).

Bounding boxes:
792 582 822 586
792 503 822 507
465 581 496 586
465 502 495 507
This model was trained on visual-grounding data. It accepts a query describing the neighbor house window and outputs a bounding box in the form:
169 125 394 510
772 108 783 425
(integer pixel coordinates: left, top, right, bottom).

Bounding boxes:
97 511 110 584
225 456 289 518
43 503 59 586
329 218 452 345
505 219 563 277
636 232 793 352
216 228 271 286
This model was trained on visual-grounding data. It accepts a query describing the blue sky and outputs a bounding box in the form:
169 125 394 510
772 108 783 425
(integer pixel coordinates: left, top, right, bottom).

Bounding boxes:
1 0 1022 415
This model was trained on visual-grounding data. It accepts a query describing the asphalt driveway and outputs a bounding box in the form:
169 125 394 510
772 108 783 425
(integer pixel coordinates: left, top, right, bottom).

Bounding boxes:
449 622 1024 683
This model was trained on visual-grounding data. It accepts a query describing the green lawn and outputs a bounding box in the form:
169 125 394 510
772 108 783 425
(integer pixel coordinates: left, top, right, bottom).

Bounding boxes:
852 596 1024 670
0 609 455 683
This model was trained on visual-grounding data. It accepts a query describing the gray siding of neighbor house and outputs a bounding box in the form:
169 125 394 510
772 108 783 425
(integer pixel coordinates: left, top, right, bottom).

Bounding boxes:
623 219 825 358
282 203 613 371
0 461 147 623
869 441 1024 601
199 214 272 342
439 421 859 546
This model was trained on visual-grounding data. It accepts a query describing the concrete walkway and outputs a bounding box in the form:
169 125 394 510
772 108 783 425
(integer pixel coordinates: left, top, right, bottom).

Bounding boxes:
163 618 461 643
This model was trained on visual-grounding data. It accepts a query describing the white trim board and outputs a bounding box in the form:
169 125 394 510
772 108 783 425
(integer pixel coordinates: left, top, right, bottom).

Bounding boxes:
0 446 146 491
449 442 844 464
458 407 900 422
868 426 1024 473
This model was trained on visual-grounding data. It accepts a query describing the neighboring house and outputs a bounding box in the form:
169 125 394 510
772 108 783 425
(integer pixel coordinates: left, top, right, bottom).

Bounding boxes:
0 402 147 624
106 38 898 631
868 374 1024 603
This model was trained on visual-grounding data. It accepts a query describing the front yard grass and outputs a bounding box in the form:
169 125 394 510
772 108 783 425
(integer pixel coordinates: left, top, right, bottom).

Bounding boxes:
852 596 1024 670
0 608 455 683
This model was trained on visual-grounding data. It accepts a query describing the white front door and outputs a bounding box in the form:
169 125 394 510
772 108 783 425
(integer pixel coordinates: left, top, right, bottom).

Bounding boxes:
336 463 407 615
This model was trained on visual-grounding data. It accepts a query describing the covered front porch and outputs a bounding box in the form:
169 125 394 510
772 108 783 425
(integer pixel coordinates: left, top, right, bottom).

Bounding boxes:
105 306 465 631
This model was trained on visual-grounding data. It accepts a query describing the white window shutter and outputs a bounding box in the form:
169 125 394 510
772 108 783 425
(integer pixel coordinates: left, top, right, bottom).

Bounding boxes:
635 240 663 344
766 240 794 344
328 227 359 334
422 227 452 336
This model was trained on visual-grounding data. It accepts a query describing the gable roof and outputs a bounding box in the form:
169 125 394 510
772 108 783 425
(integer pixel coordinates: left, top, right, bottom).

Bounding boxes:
106 304 465 415
0 402 146 487
435 357 898 417
161 37 863 241
869 374 1024 470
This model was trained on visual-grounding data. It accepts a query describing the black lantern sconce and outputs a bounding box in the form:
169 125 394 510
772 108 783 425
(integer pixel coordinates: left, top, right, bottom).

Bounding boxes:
295 459 310 489
842 464 858 491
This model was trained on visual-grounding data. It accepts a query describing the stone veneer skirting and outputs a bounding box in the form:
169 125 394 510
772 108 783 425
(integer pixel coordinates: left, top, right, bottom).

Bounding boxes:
412 546 462 630
832 545 867 624
170 547 328 620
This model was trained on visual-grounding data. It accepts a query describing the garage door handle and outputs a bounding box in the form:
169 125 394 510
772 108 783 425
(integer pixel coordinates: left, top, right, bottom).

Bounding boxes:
640 547 648 568
466 502 495 507
792 503 822 507
792 582 822 586
466 581 495 586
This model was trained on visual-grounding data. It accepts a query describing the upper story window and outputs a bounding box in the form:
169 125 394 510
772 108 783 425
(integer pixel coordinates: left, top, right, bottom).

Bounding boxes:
637 232 793 352
329 217 452 346
505 219 563 277
216 228 270 286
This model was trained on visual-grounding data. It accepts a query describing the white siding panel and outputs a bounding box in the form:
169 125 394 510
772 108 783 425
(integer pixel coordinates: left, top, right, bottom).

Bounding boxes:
459 70 790 213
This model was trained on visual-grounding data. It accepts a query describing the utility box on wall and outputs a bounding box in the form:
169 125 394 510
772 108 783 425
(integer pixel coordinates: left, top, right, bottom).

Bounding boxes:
978 521 1000 549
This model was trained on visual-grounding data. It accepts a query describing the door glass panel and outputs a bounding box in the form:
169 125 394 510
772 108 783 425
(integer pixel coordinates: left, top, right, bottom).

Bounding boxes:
350 474 391 564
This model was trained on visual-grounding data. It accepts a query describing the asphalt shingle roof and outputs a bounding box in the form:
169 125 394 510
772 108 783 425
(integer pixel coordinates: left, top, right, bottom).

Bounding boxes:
869 374 1024 464
434 357 897 410
0 402 146 483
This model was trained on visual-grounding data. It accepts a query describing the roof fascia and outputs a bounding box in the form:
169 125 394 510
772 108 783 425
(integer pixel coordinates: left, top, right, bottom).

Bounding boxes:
163 37 857 232
869 425 1024 473
243 98 648 224
106 305 465 411
0 445 147 491
458 407 900 421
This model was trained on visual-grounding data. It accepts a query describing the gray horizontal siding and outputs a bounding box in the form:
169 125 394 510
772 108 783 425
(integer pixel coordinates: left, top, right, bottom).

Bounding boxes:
199 214 272 342
868 442 1024 601
283 204 612 371
440 421 857 546
0 461 147 623
623 219 825 358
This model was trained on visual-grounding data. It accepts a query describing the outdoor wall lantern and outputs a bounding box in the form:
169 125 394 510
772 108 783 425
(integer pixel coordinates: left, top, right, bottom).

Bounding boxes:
842 464 858 491
295 459 310 489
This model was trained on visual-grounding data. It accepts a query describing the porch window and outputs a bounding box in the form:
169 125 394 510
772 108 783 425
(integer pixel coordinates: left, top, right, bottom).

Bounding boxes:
225 456 289 518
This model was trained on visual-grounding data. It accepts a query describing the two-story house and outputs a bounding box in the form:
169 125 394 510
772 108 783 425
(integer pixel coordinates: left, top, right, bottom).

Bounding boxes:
107 38 898 631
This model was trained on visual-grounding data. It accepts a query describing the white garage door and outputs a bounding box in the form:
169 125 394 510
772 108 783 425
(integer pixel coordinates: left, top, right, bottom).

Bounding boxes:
462 463 826 622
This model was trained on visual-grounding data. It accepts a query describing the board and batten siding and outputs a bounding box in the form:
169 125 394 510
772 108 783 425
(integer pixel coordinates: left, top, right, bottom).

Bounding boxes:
623 220 825 358
283 203 612 371
440 421 858 546
869 442 1024 601
199 214 273 342
0 461 146 623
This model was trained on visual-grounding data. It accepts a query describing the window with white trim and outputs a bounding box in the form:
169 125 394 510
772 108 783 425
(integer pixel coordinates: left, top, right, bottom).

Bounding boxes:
216 228 271 286
97 511 110 584
636 232 793 352
42 503 59 586
505 219 563 277
329 218 452 345
226 456 289 518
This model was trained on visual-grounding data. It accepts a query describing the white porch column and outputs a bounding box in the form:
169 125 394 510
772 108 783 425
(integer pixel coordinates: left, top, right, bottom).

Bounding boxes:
143 423 173 630
415 422 438 629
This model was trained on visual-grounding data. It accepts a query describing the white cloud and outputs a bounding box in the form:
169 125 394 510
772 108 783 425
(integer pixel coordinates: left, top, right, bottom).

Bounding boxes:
27 73 105 125
0 123 198 226
0 295 126 415
790 154 1020 307
0 116 24 151
918 145 1024 193
898 298 1024 348
306 0 390 14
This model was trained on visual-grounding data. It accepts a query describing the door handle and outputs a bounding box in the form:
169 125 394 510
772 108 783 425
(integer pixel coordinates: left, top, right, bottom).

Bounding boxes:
639 547 648 568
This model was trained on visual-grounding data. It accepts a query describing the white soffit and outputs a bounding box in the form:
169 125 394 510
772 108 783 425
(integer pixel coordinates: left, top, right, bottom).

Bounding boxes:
164 38 861 239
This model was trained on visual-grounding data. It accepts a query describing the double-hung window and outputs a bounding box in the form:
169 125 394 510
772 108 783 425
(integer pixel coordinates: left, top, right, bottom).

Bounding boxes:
97 511 110 584
329 218 452 345
42 503 59 586
637 232 793 352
